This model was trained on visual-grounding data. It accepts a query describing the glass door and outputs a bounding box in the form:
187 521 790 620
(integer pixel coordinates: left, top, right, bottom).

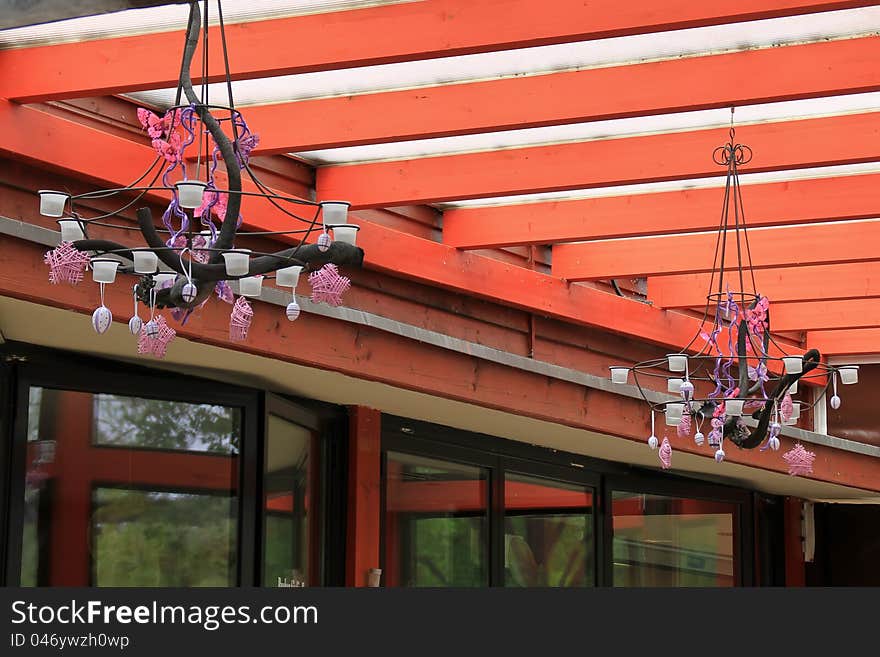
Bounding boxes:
384 450 490 587
262 397 323 587
503 472 595 587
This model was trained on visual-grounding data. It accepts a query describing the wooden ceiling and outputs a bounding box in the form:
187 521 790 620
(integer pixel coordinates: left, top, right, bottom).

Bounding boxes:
1 0 879 357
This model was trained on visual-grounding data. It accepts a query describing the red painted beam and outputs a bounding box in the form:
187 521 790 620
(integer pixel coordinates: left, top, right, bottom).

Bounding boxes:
444 171 880 250
317 112 880 208
245 36 880 154
649 261 880 309
0 99 809 366
770 299 880 331
807 328 880 355
553 220 880 280
4 238 862 488
346 406 382 587
3 0 875 103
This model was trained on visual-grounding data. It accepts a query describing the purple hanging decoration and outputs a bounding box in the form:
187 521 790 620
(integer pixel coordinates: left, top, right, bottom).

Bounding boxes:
782 442 816 477
45 242 90 285
229 296 254 342
309 263 351 307
137 315 176 358
658 437 672 470
215 280 235 304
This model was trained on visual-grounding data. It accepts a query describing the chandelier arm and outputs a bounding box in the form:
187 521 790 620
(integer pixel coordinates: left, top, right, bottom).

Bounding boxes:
177 1 243 265
729 348 821 449
736 316 749 396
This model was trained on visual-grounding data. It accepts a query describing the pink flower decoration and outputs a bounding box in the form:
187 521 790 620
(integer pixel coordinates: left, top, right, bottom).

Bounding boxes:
782 443 816 477
191 234 211 263
780 393 794 423
195 190 228 221
676 411 692 438
309 264 350 307
45 242 90 285
229 296 253 341
658 438 672 470
137 315 176 359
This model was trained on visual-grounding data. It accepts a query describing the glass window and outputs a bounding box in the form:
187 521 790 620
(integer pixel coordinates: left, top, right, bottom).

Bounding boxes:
611 491 737 587
263 415 314 587
20 387 240 586
385 452 488 587
504 473 594 587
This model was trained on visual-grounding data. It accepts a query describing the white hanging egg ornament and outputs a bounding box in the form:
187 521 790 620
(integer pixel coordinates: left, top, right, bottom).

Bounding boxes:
647 435 658 450
830 394 841 410
285 300 301 321
768 436 780 451
317 232 331 252
181 282 198 303
128 315 143 335
694 431 705 446
144 319 159 338
92 305 112 335
714 448 725 463
679 380 694 400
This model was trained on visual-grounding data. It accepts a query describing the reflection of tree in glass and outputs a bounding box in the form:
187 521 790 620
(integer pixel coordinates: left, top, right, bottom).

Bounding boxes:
94 395 240 454
412 517 486 586
505 515 593 587
93 488 236 587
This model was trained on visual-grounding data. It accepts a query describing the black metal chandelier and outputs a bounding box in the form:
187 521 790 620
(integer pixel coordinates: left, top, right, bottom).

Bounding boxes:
39 0 363 352
608 112 860 474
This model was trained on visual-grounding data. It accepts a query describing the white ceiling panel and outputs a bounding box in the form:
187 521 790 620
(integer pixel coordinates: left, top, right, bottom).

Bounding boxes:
123 6 880 107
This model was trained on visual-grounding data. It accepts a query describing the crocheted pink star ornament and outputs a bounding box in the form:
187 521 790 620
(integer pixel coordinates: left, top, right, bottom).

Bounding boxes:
309 263 350 307
782 442 816 477
137 316 176 359
45 242 89 285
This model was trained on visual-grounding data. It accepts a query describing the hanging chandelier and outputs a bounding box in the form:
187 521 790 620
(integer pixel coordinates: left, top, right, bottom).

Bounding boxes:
608 111 860 475
39 0 364 355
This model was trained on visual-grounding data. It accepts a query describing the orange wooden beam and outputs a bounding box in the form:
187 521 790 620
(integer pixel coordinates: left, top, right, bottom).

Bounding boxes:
317 112 880 208
242 36 880 154
3 0 874 103
444 171 880 250
346 406 382 587
649 261 880 309
807 328 880 355
7 238 864 488
553 220 880 280
770 299 880 332
0 99 810 365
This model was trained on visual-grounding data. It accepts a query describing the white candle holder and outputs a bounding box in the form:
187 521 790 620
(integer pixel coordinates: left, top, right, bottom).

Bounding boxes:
782 356 803 374
132 249 159 274
666 353 688 372
667 378 683 393
609 367 629 385
39 190 69 217
57 218 85 242
665 402 685 426
725 399 745 416
276 265 304 288
222 249 251 276
154 272 177 286
788 379 798 395
320 201 350 227
839 366 859 385
175 180 208 209
91 258 119 284
238 275 263 297
330 224 360 246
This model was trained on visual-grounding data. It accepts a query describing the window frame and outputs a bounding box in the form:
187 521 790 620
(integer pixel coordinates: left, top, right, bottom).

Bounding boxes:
381 414 755 587
2 346 260 587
